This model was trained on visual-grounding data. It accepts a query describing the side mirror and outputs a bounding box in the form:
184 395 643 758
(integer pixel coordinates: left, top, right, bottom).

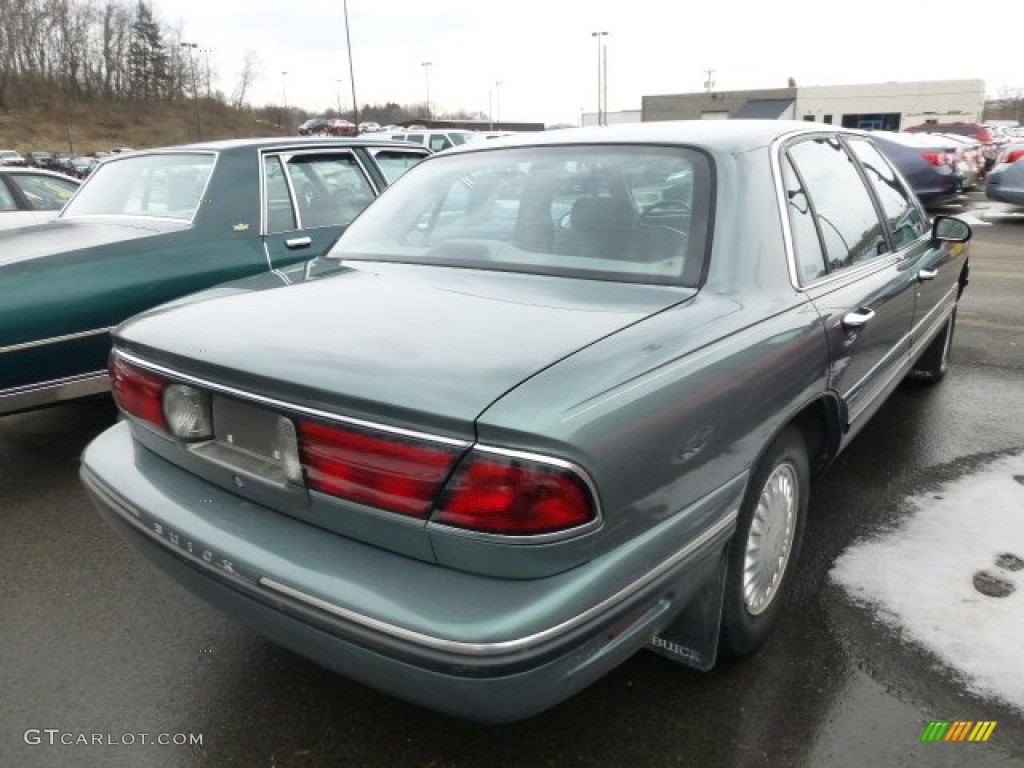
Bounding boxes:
931 215 972 243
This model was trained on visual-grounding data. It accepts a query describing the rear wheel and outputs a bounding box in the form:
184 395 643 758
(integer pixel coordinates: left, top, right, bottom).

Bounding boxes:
719 427 809 658
910 307 956 383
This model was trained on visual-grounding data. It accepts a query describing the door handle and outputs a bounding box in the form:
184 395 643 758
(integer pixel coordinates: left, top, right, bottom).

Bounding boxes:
285 236 312 249
842 308 876 329
917 268 938 281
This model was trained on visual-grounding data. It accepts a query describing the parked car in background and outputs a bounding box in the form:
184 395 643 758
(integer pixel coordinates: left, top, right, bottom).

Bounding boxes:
81 121 970 722
985 142 1024 206
298 117 330 136
327 119 356 137
376 129 477 153
904 122 1004 171
870 131 964 206
357 121 381 133
0 150 28 167
0 167 80 231
933 133 984 190
70 156 100 179
26 151 54 168
0 137 429 416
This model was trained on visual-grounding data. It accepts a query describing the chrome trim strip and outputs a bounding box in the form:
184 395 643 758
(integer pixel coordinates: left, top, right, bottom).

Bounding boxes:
113 349 471 449
0 326 113 354
427 444 604 544
0 371 109 414
259 509 737 657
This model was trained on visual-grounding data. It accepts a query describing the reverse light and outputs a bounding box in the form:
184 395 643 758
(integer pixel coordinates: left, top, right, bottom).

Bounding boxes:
298 420 461 517
434 453 596 535
162 384 213 440
109 355 167 430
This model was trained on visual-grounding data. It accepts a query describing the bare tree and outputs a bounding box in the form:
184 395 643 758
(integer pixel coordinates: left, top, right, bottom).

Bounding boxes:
231 49 261 110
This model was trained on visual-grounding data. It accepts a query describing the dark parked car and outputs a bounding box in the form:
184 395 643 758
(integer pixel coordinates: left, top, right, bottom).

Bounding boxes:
82 121 970 722
985 142 1024 205
26 151 54 168
870 131 964 206
0 167 80 231
298 117 330 136
0 137 429 416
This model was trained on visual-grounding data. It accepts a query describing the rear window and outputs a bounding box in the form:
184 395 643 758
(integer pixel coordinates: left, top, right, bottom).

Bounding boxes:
330 145 711 287
62 152 215 220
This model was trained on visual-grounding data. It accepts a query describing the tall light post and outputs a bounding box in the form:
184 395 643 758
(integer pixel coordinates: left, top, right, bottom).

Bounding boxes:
495 80 503 128
421 61 432 122
343 0 359 130
336 79 343 116
591 31 607 126
180 41 202 140
281 70 288 133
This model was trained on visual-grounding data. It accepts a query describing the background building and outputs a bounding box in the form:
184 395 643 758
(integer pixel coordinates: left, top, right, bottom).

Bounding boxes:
640 80 985 130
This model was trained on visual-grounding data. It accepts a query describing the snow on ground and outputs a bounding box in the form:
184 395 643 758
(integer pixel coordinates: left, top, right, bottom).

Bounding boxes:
830 452 1024 712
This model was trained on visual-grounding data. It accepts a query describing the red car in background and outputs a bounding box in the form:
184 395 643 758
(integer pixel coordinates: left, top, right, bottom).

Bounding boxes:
327 119 357 137
905 123 1005 171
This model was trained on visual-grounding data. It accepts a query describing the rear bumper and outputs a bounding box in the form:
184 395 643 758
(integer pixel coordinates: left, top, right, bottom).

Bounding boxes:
81 422 738 721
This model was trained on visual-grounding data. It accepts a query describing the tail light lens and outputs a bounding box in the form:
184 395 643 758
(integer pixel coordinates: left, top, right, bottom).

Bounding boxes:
921 152 947 167
109 356 167 430
434 453 596 535
998 148 1024 165
298 420 461 517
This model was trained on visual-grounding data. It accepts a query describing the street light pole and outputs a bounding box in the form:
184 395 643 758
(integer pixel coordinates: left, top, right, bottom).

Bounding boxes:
343 0 359 130
281 70 288 133
495 80 503 128
336 79 343 116
421 61 432 122
180 42 202 140
591 31 607 126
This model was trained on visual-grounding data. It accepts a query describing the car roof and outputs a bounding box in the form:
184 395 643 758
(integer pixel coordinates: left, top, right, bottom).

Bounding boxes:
440 120 868 156
0 166 80 180
114 137 429 153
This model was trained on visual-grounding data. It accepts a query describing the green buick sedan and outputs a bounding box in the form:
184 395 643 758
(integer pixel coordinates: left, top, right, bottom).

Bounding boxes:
0 137 428 416
81 121 971 721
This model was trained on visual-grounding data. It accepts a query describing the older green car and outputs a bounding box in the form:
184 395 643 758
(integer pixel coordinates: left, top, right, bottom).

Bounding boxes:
0 137 428 415
82 122 970 721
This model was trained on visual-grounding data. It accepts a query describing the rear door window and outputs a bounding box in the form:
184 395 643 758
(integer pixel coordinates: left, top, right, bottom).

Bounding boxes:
786 138 887 272
846 139 928 250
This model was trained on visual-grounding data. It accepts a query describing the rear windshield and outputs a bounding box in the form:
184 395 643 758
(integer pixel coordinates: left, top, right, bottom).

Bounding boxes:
330 145 710 286
62 152 215 220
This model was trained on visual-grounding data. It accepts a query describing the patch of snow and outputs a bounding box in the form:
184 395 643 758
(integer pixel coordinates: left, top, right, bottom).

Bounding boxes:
830 452 1024 712
955 210 993 227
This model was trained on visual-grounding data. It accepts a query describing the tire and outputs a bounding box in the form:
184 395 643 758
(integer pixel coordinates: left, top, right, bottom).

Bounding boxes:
910 307 956 383
719 427 809 658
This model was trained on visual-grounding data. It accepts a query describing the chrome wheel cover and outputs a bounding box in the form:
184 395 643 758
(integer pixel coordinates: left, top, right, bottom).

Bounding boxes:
742 462 798 616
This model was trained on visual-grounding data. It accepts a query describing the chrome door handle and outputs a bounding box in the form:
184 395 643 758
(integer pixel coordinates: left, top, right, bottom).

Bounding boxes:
285 236 312 249
918 268 938 281
842 308 876 328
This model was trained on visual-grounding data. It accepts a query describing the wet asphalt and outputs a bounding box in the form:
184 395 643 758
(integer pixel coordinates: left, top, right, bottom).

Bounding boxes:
1 193 1022 768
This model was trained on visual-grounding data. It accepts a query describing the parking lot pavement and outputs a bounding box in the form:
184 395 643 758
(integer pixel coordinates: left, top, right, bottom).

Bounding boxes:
1 198 1022 767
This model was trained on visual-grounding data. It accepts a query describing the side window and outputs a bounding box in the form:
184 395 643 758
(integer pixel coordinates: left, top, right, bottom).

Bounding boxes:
0 179 17 210
428 135 453 152
787 138 887 272
404 134 425 145
286 153 375 229
371 149 427 183
781 157 827 283
847 139 928 250
264 155 297 232
10 173 78 210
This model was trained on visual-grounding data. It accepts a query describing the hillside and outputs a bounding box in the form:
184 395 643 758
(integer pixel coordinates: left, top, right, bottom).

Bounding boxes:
0 99 293 155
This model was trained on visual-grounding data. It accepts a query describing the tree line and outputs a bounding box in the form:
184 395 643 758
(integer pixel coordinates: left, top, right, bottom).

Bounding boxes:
0 0 206 108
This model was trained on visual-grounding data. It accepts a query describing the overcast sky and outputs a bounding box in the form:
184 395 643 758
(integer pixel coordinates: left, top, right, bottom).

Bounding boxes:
154 0 1024 126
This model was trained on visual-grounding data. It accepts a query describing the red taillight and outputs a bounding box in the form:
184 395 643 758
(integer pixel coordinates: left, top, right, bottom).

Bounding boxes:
921 152 946 167
109 355 167 430
435 454 595 535
998 148 1024 165
298 421 460 517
